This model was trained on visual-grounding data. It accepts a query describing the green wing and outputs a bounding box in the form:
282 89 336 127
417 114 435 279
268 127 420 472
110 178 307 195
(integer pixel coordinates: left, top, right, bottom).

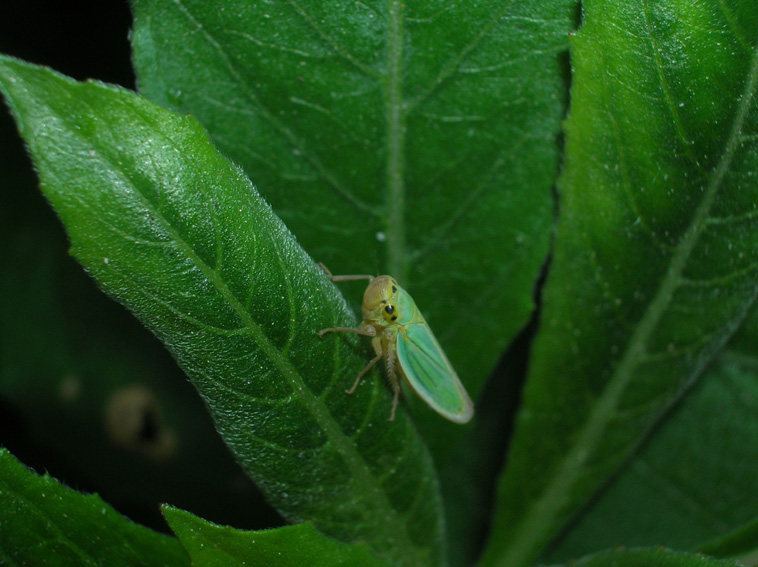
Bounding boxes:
396 321 474 424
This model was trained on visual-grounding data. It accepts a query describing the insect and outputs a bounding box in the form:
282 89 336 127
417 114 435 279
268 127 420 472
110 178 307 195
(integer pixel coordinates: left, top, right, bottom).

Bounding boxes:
318 266 474 423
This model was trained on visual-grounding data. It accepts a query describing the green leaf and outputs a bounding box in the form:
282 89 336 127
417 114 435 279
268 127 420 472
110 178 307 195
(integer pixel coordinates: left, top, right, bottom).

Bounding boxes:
162 505 387 567
482 2 758 566
551 547 742 567
544 299 758 561
0 448 187 566
130 0 575 453
699 516 758 564
0 202 275 529
0 56 442 567
545 323 758 560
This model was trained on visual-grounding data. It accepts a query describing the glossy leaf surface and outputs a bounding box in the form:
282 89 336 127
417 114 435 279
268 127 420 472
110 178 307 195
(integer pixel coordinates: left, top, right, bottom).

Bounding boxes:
0 55 442 567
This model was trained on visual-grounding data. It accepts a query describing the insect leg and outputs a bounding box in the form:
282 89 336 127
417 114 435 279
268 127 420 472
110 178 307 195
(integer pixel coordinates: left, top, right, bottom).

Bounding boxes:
389 389 400 422
318 262 374 282
317 326 375 338
346 352 382 395
385 343 401 422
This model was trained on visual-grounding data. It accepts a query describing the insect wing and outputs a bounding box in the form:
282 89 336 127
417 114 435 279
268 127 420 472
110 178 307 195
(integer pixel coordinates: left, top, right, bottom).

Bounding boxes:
396 321 474 423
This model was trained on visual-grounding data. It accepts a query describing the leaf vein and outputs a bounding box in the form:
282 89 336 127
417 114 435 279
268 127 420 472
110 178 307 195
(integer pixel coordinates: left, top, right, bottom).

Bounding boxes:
286 0 382 78
169 0 377 217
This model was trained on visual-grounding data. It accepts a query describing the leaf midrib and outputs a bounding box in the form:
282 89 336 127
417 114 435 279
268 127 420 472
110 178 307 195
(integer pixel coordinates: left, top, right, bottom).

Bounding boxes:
494 25 758 567
385 0 406 281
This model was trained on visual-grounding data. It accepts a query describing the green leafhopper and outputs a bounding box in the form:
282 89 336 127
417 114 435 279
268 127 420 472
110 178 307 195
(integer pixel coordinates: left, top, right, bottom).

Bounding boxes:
318 266 474 423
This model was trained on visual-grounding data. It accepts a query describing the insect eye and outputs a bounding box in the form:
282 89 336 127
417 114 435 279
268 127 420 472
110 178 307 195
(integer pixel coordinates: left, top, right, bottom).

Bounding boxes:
383 303 398 322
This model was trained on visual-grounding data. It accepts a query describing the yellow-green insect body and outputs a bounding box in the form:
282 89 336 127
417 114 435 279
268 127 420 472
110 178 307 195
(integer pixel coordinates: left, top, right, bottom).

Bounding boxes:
319 271 474 424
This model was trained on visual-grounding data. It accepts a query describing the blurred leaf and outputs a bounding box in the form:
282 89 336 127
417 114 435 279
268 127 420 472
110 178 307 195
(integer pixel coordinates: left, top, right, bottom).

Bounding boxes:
545 302 758 561
0 448 187 567
0 56 442 567
550 547 742 567
131 0 575 454
546 349 758 557
482 2 758 566
699 516 758 565
162 505 387 567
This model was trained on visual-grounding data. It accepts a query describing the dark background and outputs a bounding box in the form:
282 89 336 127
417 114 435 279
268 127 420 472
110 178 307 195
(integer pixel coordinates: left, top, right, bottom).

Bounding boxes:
0 1 282 533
